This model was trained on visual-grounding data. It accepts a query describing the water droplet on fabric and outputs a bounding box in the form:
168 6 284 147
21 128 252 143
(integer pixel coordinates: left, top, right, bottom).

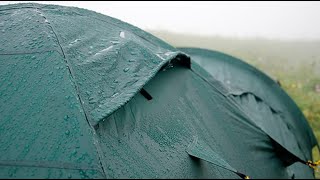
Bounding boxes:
111 92 119 98
120 31 125 38
64 115 69 121
65 130 70 135
111 41 119 45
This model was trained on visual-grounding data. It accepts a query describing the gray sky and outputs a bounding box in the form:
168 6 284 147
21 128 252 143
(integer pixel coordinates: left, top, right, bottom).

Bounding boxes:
2 1 320 40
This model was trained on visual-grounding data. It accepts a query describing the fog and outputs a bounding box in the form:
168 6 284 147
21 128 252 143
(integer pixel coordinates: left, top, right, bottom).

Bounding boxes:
1 1 320 40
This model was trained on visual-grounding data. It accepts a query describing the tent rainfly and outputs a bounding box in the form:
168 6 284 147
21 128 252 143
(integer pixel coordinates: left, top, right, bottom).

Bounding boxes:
0 3 319 179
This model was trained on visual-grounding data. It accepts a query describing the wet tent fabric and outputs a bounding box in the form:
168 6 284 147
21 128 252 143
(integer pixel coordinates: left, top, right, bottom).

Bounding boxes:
178 47 319 178
0 3 318 179
95 64 288 178
0 3 187 178
0 3 189 127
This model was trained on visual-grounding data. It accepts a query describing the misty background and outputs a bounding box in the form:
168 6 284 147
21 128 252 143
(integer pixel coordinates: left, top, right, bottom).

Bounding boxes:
2 1 320 40
1 1 320 164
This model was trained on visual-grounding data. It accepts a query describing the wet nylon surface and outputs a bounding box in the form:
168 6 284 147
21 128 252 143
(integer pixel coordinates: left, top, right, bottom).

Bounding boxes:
0 3 187 178
180 47 317 178
180 48 317 156
0 3 317 179
186 136 237 173
39 4 187 126
0 52 103 178
96 65 290 178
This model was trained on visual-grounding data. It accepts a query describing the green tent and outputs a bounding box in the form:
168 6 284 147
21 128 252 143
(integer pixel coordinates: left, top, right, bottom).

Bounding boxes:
178 47 320 179
0 3 318 179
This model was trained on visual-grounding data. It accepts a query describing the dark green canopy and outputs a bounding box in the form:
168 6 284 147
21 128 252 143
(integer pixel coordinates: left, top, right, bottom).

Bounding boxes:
0 3 318 179
178 47 319 178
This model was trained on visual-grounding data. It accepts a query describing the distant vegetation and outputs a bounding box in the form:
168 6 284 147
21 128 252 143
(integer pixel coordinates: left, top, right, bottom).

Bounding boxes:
148 30 320 176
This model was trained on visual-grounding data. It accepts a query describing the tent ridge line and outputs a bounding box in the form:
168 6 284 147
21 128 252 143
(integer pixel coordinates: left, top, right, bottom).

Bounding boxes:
31 5 108 177
32 7 66 59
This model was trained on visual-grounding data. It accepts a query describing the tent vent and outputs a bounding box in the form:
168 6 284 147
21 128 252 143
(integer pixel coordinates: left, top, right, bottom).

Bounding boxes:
140 88 153 100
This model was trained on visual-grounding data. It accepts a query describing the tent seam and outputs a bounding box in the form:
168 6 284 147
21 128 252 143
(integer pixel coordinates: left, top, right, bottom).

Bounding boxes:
32 5 108 178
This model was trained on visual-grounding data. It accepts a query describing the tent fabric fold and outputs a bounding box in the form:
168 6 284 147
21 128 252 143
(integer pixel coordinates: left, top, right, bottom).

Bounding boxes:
179 47 318 156
0 3 318 179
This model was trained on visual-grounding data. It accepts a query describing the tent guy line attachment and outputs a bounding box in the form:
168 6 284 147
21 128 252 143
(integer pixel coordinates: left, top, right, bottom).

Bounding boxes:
235 172 250 179
186 136 250 179
306 160 320 170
